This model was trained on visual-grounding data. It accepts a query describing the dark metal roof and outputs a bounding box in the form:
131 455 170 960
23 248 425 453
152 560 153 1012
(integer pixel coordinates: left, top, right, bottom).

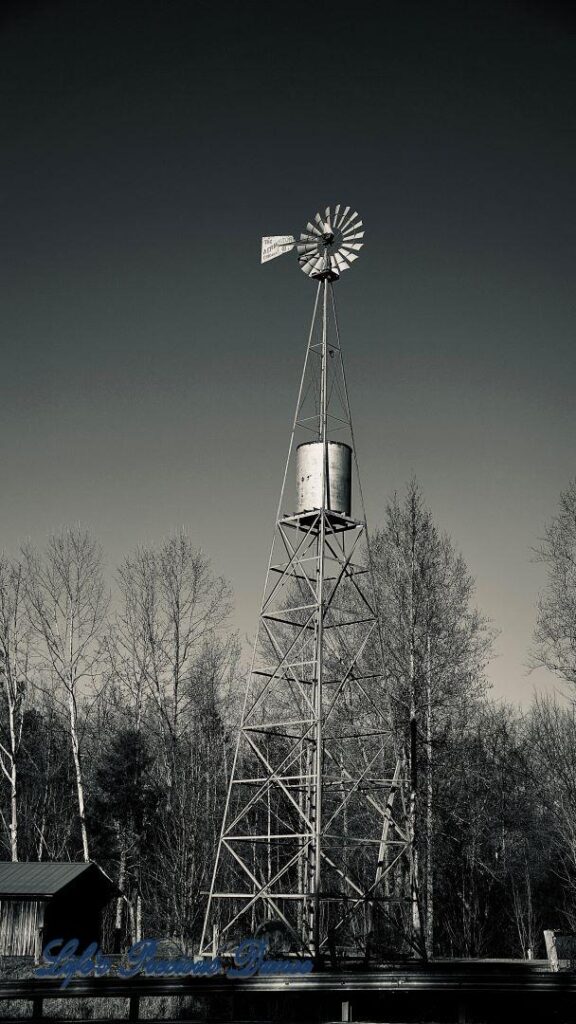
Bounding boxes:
0 862 114 898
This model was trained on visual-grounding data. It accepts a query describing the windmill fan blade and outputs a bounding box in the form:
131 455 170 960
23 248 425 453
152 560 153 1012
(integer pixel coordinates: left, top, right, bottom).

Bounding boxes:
324 206 333 228
305 257 326 278
343 219 363 233
298 251 318 268
307 222 322 236
334 205 350 228
314 212 324 229
339 210 358 233
340 249 359 263
342 242 363 252
342 230 363 243
332 252 350 273
300 257 319 276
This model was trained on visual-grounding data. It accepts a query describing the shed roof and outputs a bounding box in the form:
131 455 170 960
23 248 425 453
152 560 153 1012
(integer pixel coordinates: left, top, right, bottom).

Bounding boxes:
0 862 116 899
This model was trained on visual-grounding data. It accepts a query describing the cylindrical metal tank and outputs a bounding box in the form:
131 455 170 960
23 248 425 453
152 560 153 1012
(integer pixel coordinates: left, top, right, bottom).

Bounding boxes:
296 441 352 517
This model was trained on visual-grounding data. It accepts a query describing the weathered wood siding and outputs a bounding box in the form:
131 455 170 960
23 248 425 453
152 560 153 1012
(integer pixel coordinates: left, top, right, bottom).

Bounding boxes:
0 899 45 957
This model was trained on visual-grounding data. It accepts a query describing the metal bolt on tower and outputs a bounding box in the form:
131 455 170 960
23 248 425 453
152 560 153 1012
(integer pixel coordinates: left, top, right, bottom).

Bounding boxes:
200 207 418 962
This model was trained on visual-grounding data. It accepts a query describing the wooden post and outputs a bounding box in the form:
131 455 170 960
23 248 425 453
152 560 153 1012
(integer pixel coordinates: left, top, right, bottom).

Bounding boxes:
341 998 352 1022
544 929 559 972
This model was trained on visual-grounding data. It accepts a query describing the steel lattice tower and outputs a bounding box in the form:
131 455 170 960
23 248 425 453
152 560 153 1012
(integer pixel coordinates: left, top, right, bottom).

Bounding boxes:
200 207 417 962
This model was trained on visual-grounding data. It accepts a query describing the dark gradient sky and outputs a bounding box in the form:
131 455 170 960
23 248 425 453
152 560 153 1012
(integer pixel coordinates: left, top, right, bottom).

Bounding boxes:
1 0 574 703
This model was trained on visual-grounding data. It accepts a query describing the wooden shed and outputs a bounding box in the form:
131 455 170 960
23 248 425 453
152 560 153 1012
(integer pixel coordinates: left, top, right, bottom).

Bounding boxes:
0 862 118 958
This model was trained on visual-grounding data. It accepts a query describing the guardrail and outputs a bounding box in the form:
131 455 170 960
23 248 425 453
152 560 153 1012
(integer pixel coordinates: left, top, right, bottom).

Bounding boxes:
0 962 571 1022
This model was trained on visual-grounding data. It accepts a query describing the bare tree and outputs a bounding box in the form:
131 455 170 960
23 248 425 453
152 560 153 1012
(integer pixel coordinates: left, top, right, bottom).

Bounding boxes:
372 481 494 955
528 696 576 930
115 532 233 801
532 480 576 688
23 528 109 861
106 531 238 945
0 558 31 860
19 697 78 861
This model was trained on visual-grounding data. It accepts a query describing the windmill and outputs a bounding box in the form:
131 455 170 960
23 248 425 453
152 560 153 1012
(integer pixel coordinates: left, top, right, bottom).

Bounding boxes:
261 205 364 279
200 207 420 963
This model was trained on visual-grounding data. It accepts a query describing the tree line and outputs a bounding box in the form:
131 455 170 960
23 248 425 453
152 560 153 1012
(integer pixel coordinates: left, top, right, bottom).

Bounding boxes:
0 479 575 958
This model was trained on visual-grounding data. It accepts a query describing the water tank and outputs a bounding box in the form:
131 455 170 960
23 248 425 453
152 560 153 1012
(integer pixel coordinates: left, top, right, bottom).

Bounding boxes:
296 441 352 517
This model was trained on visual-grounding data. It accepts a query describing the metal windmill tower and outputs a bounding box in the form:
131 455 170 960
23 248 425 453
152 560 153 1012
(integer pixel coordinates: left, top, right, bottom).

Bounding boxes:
200 206 417 962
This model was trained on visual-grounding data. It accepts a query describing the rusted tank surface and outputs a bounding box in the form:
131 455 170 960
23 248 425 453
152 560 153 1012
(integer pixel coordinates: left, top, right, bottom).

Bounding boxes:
296 441 352 517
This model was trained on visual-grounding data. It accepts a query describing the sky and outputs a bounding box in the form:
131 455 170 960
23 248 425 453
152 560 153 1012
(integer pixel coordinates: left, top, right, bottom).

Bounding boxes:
0 0 574 705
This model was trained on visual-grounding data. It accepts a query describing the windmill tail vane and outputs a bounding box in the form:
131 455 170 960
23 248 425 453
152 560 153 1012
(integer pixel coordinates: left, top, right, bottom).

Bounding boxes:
261 205 364 280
